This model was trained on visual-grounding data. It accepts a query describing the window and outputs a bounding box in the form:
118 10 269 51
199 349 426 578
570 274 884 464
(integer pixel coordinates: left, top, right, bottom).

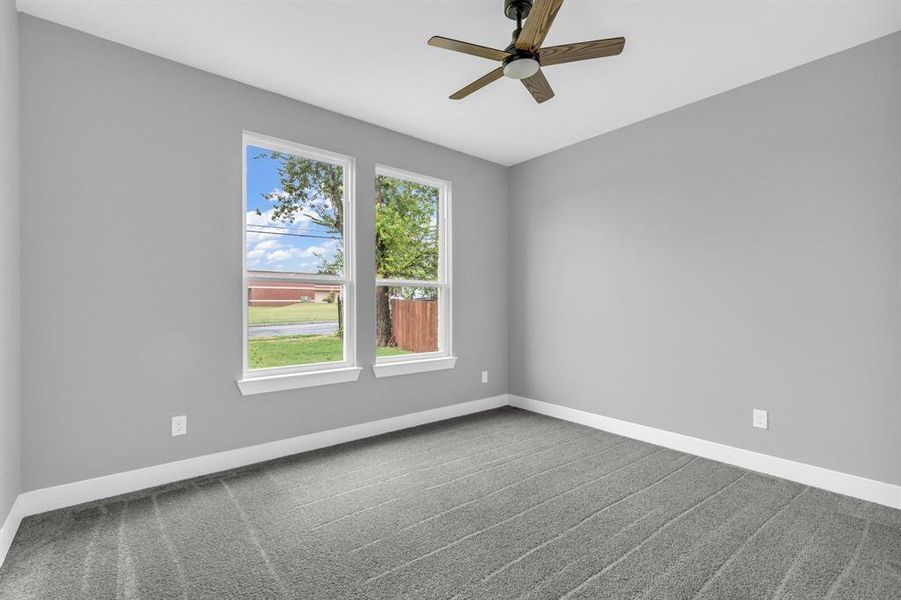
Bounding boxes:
238 132 359 394
373 166 454 378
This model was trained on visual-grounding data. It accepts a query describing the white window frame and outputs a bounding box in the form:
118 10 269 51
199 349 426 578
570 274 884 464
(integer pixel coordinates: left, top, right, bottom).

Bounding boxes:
238 132 359 394
373 165 455 378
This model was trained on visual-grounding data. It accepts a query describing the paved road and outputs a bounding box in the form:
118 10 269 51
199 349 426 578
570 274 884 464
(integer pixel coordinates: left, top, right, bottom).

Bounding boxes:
248 321 339 338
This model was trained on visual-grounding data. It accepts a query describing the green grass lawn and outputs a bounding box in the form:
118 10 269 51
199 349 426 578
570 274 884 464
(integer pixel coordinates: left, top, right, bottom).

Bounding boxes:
248 335 409 369
248 303 338 326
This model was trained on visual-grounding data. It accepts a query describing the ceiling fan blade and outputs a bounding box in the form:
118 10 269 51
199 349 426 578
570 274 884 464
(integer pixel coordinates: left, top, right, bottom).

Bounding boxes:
450 67 504 100
428 36 510 62
540 37 626 67
522 69 555 103
515 0 565 51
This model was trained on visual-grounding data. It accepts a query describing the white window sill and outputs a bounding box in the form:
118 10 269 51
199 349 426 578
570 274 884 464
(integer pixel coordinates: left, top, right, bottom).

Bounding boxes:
372 356 457 379
237 366 362 395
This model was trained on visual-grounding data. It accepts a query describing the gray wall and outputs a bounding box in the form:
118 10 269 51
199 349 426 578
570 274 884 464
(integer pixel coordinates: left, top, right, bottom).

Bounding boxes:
19 16 509 492
0 0 21 524
510 31 901 486
14 14 901 495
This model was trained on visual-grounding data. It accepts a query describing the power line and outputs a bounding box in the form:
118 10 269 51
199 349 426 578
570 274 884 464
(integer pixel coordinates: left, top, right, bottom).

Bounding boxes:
246 221 333 232
246 228 341 241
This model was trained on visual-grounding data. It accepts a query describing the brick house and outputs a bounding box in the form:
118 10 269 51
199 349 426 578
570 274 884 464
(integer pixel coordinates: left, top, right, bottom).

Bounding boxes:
247 277 341 307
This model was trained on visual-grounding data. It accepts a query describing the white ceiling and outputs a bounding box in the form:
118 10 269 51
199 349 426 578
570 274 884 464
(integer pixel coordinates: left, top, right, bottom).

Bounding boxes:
17 1 901 165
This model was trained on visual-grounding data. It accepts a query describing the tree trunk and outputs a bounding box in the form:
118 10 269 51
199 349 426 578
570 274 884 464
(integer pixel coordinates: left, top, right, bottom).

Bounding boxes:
336 294 344 339
375 286 394 348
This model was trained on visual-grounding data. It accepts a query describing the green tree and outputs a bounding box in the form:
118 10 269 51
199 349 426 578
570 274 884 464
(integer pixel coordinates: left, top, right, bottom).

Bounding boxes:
374 175 439 346
256 152 344 277
256 153 439 348
256 152 345 335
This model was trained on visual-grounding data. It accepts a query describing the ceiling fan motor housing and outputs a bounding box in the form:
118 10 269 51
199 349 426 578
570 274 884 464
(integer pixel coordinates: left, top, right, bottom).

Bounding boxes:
502 51 540 79
504 0 533 21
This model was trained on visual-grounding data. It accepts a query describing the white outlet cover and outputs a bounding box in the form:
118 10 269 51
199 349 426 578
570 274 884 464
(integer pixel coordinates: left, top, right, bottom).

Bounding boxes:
171 415 187 436
481 371 489 384
752 409 768 430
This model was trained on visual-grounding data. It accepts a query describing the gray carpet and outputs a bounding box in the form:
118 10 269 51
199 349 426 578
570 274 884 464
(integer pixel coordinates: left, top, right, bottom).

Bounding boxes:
1 408 899 599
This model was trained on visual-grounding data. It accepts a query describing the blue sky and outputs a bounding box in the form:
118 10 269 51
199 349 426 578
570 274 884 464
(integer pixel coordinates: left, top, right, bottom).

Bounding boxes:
245 145 342 274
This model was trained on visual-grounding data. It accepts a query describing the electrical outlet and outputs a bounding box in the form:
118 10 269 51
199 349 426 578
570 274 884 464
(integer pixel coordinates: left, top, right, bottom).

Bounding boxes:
171 415 187 437
481 370 489 384
752 409 768 430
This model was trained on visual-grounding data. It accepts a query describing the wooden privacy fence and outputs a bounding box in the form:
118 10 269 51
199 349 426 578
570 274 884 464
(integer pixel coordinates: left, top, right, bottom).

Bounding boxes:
391 298 438 353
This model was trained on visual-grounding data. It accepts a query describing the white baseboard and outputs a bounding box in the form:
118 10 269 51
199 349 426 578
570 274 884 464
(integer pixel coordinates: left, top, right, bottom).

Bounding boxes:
510 395 901 510
0 496 24 569
0 394 508 568
4 391 897 570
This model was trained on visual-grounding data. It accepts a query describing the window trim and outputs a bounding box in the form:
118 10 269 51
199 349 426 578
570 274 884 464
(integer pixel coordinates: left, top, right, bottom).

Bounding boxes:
237 366 362 395
373 165 454 377
238 131 357 392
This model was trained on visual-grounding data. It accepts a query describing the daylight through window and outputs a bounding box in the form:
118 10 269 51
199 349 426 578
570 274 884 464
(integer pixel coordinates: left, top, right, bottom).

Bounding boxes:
374 167 451 362
243 133 355 376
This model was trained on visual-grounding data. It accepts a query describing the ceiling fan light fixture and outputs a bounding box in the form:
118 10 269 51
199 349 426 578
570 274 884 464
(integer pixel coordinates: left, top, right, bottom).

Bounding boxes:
503 56 540 79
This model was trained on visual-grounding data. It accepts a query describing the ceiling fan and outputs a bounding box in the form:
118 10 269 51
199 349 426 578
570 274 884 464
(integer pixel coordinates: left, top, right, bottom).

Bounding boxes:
428 0 625 103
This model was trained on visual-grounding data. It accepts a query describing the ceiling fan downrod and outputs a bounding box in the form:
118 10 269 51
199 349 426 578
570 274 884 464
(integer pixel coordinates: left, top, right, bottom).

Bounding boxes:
504 0 533 21
502 0 539 79
505 0 533 49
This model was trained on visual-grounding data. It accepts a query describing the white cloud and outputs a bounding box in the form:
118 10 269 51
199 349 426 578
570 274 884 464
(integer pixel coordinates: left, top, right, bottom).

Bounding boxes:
254 239 279 251
245 207 315 243
246 206 312 228
266 249 293 262
244 204 342 272
298 238 340 258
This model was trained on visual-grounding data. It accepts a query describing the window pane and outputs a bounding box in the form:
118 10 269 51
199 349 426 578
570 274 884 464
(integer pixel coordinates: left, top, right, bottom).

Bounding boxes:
376 286 438 356
246 144 344 276
247 279 344 369
375 175 439 281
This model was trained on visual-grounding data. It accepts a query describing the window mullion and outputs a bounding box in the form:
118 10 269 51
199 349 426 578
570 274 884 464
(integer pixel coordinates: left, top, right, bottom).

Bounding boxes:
376 279 443 288
247 272 347 285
